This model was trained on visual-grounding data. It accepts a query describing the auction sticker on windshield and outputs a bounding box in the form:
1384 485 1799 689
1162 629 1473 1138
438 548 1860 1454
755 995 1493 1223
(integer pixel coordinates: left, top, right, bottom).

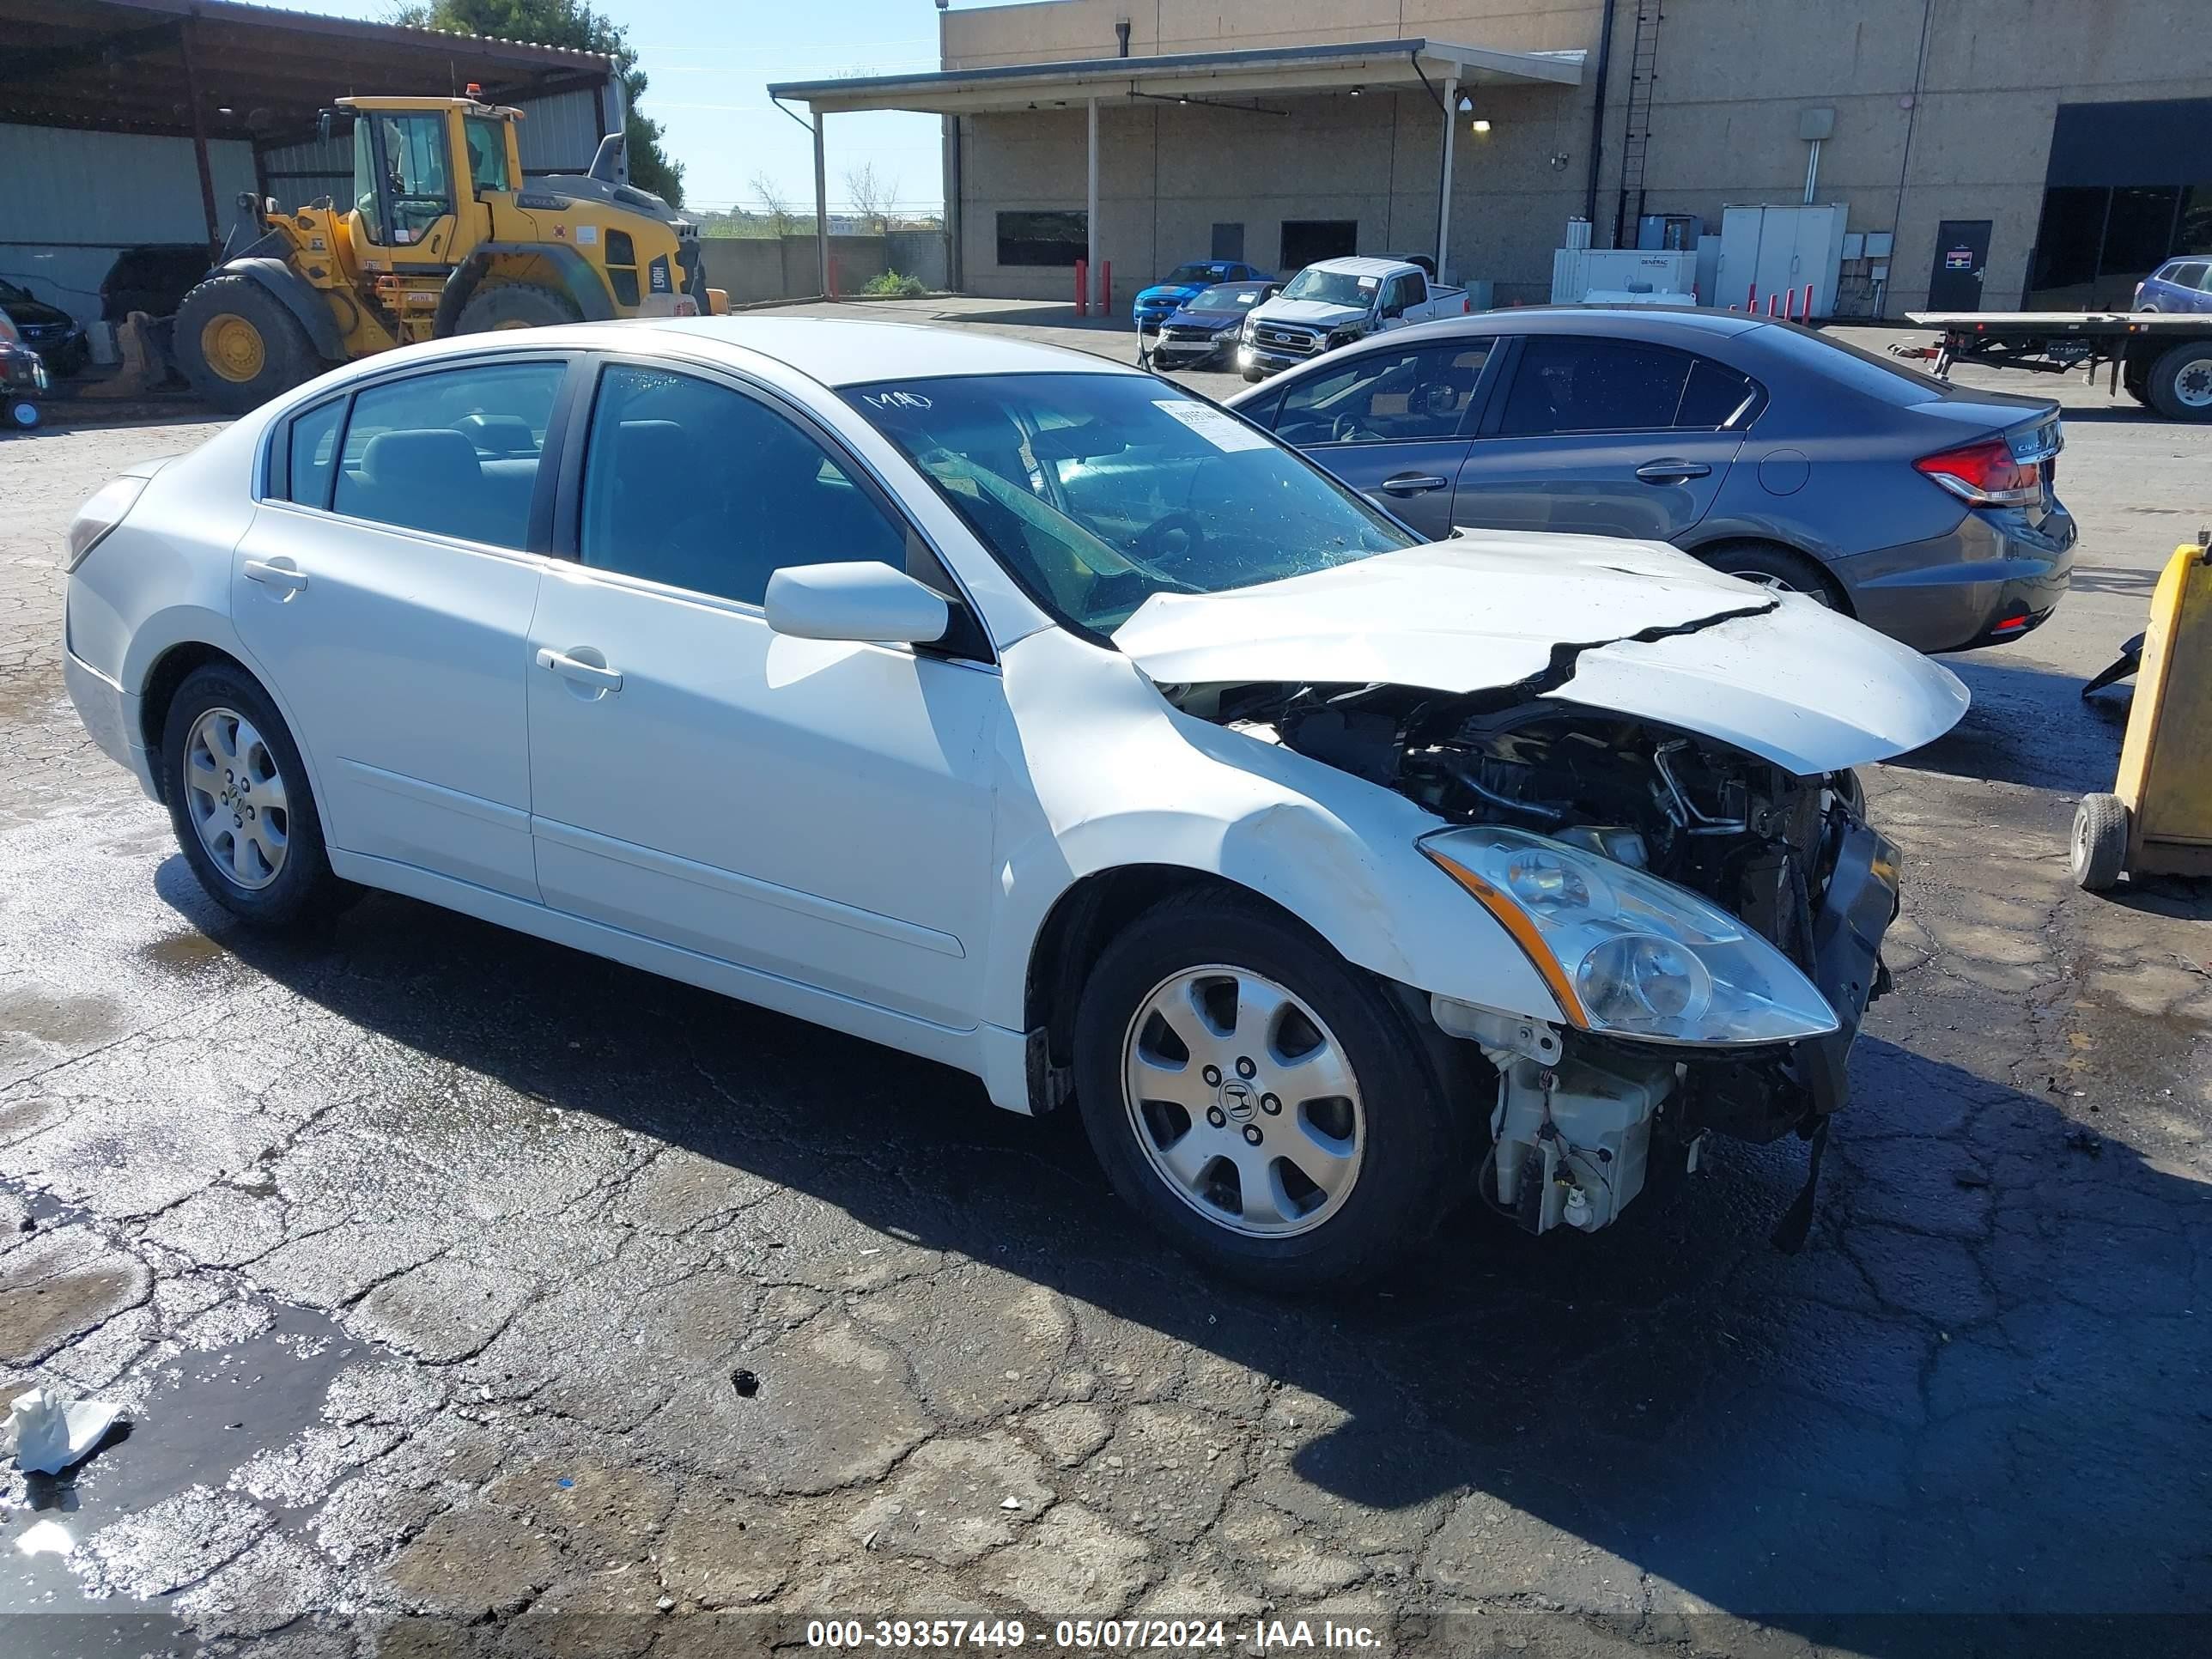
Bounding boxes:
1153 399 1272 453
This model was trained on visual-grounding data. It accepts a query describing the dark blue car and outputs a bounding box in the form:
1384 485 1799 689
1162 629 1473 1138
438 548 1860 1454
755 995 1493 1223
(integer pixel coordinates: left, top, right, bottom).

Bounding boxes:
1132 260 1269 334
1142 280 1281 368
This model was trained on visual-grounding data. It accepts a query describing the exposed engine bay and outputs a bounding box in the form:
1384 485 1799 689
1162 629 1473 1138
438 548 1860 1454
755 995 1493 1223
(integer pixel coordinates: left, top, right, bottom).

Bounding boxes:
1170 678 1904 1240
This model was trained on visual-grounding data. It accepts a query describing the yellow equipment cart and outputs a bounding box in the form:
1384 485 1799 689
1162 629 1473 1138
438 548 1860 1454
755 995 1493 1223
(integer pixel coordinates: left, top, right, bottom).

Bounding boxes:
2073 532 2212 890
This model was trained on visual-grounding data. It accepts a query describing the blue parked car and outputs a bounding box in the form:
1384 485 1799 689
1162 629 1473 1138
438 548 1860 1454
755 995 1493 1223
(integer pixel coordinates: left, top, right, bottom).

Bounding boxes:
1132 260 1269 335
2135 258 2212 313
1141 279 1281 368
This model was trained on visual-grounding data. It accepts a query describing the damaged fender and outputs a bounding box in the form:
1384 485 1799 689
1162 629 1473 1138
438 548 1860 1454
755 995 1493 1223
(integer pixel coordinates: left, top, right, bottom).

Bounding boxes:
978 627 1567 1092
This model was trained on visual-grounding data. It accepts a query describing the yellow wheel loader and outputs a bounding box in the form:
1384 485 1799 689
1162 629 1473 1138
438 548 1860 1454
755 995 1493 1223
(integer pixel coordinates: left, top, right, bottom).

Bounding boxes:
172 95 726 415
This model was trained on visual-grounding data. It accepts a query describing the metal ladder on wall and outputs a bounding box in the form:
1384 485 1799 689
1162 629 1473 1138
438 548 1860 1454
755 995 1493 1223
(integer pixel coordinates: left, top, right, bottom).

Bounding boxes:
1614 0 1663 244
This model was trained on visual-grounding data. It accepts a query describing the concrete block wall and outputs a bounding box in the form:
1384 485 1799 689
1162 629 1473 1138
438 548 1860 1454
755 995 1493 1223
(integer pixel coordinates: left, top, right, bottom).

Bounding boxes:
697 234 947 304
937 0 2212 317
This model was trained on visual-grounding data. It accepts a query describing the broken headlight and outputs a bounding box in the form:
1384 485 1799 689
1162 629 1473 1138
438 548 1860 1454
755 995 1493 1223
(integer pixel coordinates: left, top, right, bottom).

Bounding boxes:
1419 825 1838 1046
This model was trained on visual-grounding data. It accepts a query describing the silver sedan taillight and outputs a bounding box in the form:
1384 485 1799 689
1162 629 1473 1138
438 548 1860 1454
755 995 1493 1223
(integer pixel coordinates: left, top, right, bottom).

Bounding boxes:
63 475 148 571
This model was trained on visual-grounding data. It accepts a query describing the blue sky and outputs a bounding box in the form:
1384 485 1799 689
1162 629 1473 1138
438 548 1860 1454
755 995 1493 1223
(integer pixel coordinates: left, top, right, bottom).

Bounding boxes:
261 1 978 214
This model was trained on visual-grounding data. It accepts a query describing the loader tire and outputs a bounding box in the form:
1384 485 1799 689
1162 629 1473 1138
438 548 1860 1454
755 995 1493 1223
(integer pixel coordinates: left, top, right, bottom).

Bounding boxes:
176 274 322 416
455 283 583 334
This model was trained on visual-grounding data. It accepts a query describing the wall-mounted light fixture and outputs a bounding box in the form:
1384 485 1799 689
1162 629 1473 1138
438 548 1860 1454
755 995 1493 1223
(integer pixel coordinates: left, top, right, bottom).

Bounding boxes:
1349 85 1363 97
1471 118 1492 134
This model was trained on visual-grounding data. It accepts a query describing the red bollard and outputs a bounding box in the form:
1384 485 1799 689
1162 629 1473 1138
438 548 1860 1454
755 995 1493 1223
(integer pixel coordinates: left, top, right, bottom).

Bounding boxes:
1802 283 1814 320
1746 283 1758 313
1074 259 1088 318
1767 292 1781 316
1101 261 1112 314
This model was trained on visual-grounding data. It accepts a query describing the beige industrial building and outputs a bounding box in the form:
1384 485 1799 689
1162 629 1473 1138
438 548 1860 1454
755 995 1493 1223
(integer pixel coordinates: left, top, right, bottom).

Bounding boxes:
770 0 2211 319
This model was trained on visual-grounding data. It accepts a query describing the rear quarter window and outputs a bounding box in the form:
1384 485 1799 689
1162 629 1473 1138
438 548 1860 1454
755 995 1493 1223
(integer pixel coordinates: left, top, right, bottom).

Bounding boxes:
1749 322 1955 407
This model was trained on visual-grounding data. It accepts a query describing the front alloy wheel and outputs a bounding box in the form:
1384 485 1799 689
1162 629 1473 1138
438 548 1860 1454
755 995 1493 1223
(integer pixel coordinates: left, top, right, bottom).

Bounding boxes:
1123 966 1365 1237
1072 890 1466 1291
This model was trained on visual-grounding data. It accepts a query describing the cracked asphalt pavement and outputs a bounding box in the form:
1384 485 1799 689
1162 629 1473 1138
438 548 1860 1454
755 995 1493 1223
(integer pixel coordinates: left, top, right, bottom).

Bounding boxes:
1 309 2208 1658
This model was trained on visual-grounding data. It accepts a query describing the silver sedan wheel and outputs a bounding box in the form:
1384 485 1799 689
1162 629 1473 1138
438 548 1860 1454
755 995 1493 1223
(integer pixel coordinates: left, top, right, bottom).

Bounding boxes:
1121 965 1366 1239
185 707 289 890
1729 568 1833 605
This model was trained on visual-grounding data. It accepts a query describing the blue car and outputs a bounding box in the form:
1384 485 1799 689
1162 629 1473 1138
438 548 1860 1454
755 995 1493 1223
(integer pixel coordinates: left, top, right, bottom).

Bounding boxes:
1132 260 1269 334
2135 258 2212 313
1142 279 1281 368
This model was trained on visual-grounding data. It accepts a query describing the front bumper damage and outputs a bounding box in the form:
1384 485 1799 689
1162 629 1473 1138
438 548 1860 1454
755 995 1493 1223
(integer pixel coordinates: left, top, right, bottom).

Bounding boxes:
1438 816 1903 1238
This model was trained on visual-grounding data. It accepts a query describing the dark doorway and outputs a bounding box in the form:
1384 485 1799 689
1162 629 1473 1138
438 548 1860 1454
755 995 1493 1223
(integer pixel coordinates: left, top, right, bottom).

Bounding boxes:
1279 219 1358 272
1210 222 1245 262
1929 220 1991 311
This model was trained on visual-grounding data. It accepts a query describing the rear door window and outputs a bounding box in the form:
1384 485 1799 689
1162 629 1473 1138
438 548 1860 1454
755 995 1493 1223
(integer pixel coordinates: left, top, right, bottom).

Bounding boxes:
1498 337 1695 434
332 360 565 548
285 398 344 508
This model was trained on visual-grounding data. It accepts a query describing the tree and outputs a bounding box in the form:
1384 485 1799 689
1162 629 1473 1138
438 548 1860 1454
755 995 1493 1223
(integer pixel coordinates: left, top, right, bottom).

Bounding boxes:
842 161 899 234
750 171 794 238
390 0 685 207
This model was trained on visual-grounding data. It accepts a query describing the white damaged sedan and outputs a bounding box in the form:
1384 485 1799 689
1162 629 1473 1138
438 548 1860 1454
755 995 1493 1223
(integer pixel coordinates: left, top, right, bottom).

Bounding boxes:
62 319 1966 1286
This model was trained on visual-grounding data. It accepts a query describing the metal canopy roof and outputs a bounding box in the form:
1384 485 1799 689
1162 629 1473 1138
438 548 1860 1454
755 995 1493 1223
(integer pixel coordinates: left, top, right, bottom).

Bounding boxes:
0 0 615 143
769 38 1585 116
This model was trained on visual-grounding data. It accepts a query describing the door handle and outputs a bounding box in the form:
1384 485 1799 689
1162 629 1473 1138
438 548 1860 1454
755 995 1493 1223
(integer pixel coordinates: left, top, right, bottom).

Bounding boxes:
242 557 307 592
1378 473 1450 495
1634 459 1711 483
535 647 623 692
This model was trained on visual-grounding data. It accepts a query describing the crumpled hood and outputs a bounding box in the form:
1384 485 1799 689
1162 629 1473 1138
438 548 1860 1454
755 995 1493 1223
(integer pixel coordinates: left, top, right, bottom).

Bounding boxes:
1250 298 1366 328
1111 535 1968 775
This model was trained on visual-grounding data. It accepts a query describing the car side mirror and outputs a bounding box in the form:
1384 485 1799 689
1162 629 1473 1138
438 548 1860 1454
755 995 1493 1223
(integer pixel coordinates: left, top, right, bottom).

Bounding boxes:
764 560 950 646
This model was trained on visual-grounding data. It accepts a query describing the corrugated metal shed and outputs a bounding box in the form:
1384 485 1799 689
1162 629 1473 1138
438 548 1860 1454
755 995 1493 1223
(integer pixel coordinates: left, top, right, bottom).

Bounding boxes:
0 122 252 331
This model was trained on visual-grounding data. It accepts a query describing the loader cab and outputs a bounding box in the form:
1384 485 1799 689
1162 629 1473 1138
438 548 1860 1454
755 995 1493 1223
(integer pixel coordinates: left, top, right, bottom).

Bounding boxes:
339 96 521 267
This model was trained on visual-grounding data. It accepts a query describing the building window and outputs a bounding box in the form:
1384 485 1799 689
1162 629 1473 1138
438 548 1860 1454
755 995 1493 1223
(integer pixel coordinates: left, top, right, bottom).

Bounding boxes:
1280 220 1358 272
2027 182 2212 308
997 210 1087 267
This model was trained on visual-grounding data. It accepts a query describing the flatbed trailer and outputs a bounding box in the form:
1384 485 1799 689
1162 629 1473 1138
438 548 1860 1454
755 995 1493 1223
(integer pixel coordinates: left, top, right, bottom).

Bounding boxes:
1901 310 2212 422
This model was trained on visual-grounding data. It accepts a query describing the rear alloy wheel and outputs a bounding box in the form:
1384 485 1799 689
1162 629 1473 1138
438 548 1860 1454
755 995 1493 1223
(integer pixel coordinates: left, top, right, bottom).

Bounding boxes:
162 664 352 927
1072 890 1464 1290
2146 342 2212 422
1696 540 1840 608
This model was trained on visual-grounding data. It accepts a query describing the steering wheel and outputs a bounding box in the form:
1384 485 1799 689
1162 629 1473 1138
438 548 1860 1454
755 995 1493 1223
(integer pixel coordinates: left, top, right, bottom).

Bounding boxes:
1329 412 1382 444
1129 508 1208 573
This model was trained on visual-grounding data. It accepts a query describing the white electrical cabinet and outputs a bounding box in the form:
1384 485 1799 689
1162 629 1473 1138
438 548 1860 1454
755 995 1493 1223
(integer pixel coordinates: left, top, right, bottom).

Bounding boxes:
1714 204 1849 316
1550 247 1698 306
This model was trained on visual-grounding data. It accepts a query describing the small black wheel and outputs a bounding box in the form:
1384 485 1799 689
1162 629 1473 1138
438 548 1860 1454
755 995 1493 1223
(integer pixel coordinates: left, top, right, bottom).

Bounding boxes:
1240 366 1265 384
161 664 353 928
2070 793 2130 892
2146 342 2212 422
455 282 584 334
2122 357 2153 406
1693 539 1845 610
1071 889 1467 1291
174 272 323 416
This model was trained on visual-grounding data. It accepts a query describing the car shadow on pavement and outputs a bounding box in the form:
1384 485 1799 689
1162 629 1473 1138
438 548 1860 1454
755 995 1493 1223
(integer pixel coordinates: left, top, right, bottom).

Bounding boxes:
1888 657 2128 795
153 857 2212 1654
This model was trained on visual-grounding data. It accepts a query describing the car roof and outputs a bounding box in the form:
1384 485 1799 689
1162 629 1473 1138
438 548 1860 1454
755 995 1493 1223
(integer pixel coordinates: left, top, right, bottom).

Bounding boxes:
1304 256 1419 278
1383 306 1770 347
635 316 1142 386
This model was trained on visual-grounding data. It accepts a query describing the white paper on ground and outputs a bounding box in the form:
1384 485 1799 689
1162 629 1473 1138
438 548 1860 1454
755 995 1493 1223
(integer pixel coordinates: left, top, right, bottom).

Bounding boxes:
5 1387 125 1474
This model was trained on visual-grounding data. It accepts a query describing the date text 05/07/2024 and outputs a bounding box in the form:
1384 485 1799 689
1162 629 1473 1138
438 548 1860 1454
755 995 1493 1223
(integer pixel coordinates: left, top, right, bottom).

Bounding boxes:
805 1618 1388 1650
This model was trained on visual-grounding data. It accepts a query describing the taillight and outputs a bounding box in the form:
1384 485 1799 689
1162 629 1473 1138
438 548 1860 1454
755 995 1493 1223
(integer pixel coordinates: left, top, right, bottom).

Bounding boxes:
63 475 148 570
1913 437 2042 507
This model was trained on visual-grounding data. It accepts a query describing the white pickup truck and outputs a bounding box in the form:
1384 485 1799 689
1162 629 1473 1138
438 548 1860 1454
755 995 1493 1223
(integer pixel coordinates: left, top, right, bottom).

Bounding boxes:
1236 256 1470 380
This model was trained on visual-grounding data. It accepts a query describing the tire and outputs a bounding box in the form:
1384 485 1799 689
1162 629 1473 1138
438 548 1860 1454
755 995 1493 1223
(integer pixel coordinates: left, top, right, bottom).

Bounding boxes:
1693 539 1844 609
161 664 353 928
455 283 583 334
8 399 37 430
174 273 322 416
2123 358 2153 406
1241 367 1265 383
2145 341 2212 422
1070 889 1466 1291
2070 793 2130 892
